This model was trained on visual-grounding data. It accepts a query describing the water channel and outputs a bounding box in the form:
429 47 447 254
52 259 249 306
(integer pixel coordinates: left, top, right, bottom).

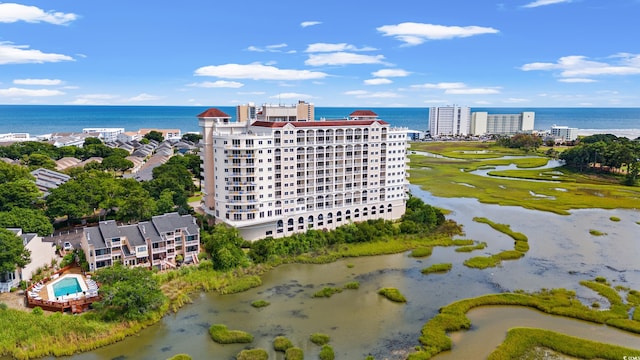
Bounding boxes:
60 158 640 359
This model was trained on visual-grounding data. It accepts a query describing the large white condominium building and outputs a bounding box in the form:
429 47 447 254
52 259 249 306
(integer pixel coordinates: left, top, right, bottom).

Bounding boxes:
198 107 409 242
236 100 315 123
470 112 535 136
429 106 471 137
82 127 125 143
550 125 578 142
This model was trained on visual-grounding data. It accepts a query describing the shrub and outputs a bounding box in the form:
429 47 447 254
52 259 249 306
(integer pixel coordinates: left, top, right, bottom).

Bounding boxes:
378 287 407 303
274 336 293 351
32 306 43 315
251 300 270 308
285 347 304 360
236 348 268 360
319 345 335 360
0 302 7 310
310 333 330 345
421 263 452 274
209 324 253 344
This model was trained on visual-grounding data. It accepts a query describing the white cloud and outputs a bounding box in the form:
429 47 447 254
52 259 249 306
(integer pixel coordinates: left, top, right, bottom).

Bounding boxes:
343 90 401 99
503 98 530 103
238 91 266 95
412 82 500 94
371 69 410 77
377 22 499 46
0 42 74 64
521 54 640 79
558 78 597 83
523 0 571 8
301 21 322 28
13 78 62 86
188 81 244 88
247 43 289 52
269 92 313 99
0 87 64 97
305 43 377 53
195 63 328 80
67 94 118 105
364 78 392 85
474 100 492 105
305 52 385 66
128 93 162 102
0 3 77 25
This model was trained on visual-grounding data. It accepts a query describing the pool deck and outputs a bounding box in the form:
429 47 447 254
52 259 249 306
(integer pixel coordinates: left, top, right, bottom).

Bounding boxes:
25 265 100 314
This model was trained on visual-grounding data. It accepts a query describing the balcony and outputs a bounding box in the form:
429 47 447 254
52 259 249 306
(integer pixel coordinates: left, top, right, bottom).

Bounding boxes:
152 246 167 254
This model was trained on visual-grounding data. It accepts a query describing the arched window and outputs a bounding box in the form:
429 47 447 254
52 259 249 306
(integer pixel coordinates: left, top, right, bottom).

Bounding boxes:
298 217 304 224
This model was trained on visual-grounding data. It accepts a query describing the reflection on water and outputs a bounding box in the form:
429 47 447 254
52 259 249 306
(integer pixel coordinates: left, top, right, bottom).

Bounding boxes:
59 185 640 360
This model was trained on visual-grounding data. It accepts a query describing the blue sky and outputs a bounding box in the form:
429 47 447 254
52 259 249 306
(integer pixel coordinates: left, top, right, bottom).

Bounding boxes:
1 0 639 107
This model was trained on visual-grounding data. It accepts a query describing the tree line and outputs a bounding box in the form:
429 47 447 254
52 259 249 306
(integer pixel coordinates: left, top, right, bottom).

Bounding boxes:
559 134 640 186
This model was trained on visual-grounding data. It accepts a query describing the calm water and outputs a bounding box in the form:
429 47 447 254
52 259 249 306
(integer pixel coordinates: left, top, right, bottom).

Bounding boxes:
1 105 640 136
56 180 640 359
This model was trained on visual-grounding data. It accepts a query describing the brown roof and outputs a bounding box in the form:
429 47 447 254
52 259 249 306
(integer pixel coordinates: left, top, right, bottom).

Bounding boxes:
349 110 378 117
197 108 231 118
251 119 389 128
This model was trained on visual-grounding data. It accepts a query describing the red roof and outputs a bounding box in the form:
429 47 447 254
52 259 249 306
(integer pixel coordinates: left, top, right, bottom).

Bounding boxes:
349 110 378 117
197 108 231 118
251 119 388 128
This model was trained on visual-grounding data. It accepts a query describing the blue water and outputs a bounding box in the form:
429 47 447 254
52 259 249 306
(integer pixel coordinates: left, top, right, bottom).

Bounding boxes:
1 105 639 135
53 277 82 297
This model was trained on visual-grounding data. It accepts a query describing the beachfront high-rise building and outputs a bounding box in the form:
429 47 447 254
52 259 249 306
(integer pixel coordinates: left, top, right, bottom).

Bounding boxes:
428 106 471 137
550 125 578 142
470 112 535 136
236 102 257 123
198 106 409 241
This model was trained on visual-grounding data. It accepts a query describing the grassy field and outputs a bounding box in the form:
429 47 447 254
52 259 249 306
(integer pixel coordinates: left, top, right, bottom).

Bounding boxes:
408 141 640 215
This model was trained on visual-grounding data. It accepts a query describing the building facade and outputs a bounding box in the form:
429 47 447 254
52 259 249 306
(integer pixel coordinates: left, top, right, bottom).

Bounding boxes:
470 112 535 136
429 106 471 137
0 229 57 292
199 107 409 241
550 125 578 142
82 212 200 271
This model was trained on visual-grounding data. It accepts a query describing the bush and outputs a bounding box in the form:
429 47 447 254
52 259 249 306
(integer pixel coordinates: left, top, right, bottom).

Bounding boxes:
319 345 335 360
209 324 253 344
285 347 304 360
274 336 293 351
378 287 407 303
0 302 7 310
310 333 330 345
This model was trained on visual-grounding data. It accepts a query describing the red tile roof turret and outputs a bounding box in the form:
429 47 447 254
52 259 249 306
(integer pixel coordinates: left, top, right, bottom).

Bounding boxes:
251 119 388 128
349 110 378 118
197 108 231 118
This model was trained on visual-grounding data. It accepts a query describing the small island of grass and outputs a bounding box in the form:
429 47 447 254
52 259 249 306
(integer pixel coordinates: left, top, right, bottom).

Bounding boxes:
421 263 452 274
319 344 335 360
378 287 407 303
273 336 293 351
209 324 253 344
251 299 270 308
610 216 621 222
589 229 607 236
236 348 268 360
310 333 330 345
285 347 304 360
410 247 433 258
313 287 343 298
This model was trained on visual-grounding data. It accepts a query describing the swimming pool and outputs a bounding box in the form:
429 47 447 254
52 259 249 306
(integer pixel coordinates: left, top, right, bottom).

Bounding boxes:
52 277 82 297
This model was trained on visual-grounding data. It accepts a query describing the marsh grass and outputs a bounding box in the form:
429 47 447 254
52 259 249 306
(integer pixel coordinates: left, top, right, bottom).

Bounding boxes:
285 347 304 360
410 247 433 258
589 229 606 236
209 324 253 344
488 327 640 360
473 217 528 242
421 263 452 274
273 336 294 351
310 333 330 345
610 216 621 222
455 242 487 253
344 281 360 290
236 348 268 360
408 142 640 214
319 345 335 360
378 287 407 303
251 300 270 308
313 287 343 298
167 355 191 360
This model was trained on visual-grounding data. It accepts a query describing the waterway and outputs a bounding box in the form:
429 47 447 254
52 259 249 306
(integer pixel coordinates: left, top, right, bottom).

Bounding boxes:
58 160 640 359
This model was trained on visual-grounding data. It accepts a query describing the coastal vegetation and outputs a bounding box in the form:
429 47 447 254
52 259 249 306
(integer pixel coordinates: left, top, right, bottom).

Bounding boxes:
377 287 407 303
235 348 268 360
455 241 487 252
408 141 640 214
319 345 335 360
285 347 304 360
250 299 270 308
462 217 529 269
589 229 606 236
309 333 330 345
313 287 343 298
273 336 294 351
208 324 253 344
409 279 640 359
421 263 452 274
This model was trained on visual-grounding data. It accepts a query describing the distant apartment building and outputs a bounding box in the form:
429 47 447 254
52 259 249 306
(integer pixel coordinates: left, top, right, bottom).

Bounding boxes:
0 133 30 142
198 105 409 242
82 128 125 143
470 111 535 136
30 168 71 195
550 125 578 142
429 106 471 136
82 212 200 271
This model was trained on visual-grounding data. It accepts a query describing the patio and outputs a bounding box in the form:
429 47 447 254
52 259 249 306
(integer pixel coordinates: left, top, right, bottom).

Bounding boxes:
25 265 100 314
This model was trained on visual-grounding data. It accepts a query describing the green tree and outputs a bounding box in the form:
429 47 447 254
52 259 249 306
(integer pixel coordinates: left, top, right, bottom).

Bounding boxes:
0 228 31 274
0 208 53 236
101 155 134 175
202 225 247 270
144 130 164 142
0 161 33 183
46 180 92 221
155 189 176 214
182 133 202 144
0 179 42 211
116 181 156 222
20 153 57 170
93 263 165 321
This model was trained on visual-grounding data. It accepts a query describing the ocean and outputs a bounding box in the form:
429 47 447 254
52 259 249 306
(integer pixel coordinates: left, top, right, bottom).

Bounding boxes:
1 105 639 138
